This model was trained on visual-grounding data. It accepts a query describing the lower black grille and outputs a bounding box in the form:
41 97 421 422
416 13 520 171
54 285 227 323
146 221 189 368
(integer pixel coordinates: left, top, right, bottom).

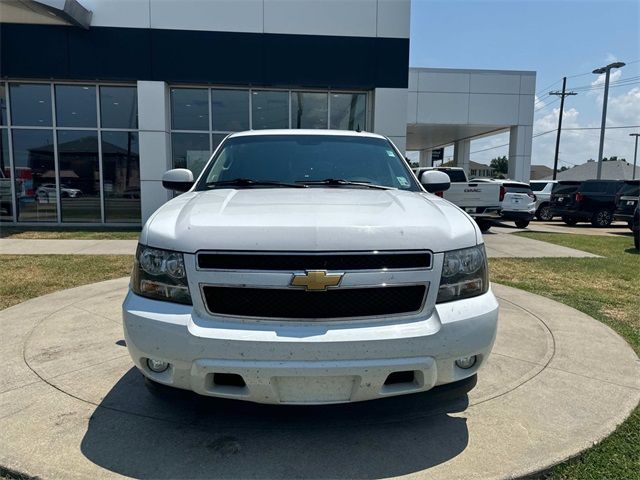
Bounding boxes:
202 285 427 319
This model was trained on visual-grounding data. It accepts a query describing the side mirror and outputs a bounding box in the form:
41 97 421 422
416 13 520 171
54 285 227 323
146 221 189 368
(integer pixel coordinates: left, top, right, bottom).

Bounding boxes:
420 170 450 194
162 168 194 192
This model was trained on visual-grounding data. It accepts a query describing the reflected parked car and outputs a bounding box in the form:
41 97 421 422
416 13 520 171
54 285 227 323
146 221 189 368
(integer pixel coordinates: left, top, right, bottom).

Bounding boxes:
35 183 82 201
530 180 557 221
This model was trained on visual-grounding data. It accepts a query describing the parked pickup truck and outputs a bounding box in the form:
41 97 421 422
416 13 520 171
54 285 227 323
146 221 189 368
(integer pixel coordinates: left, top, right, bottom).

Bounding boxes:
123 130 499 405
414 167 502 232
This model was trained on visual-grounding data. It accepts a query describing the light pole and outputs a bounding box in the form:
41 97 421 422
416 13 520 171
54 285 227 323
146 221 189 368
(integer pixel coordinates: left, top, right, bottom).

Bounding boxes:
630 133 639 180
593 62 625 179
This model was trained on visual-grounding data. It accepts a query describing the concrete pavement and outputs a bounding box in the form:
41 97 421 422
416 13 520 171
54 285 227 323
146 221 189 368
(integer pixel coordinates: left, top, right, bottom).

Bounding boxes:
494 220 633 237
0 234 599 258
0 279 638 479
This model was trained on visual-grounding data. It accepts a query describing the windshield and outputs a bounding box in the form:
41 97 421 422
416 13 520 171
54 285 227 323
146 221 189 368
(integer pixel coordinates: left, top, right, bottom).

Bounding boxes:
196 134 420 191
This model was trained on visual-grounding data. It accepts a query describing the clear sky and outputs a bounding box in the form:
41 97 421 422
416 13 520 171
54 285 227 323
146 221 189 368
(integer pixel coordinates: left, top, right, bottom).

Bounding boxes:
409 0 640 169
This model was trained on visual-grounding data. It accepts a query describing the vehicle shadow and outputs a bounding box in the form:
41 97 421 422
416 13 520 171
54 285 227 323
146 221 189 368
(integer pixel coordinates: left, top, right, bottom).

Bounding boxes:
81 368 471 479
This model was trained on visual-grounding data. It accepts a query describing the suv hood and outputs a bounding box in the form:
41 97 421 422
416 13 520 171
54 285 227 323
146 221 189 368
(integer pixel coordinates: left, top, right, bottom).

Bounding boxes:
142 188 480 253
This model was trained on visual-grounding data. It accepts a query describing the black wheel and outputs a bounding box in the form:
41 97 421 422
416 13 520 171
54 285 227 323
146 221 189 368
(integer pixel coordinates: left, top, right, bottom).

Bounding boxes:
476 220 491 233
536 204 553 221
562 216 578 226
515 219 530 229
591 209 613 228
628 221 633 231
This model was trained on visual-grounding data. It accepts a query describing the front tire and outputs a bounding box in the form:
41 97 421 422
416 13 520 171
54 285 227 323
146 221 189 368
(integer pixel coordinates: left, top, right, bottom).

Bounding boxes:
536 204 553 221
514 219 530 229
562 216 578 226
476 220 492 233
591 209 613 228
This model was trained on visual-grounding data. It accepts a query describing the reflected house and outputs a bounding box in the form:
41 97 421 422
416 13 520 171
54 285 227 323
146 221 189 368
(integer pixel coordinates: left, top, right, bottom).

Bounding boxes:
26 136 140 199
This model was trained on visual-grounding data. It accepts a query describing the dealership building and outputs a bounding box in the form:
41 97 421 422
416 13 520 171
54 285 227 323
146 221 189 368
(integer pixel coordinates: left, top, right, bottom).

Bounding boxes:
0 0 535 226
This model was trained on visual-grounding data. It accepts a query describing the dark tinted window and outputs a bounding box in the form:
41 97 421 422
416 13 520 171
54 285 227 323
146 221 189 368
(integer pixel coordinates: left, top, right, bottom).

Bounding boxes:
57 130 101 222
10 84 52 126
11 129 57 222
0 85 6 125
199 135 419 191
505 184 532 194
439 169 467 183
0 129 11 221
171 88 209 130
100 86 137 129
530 182 548 192
211 89 249 131
171 132 210 177
618 182 639 196
291 92 328 129
553 182 581 194
581 181 621 194
330 93 366 130
102 131 140 223
251 91 289 130
55 85 97 127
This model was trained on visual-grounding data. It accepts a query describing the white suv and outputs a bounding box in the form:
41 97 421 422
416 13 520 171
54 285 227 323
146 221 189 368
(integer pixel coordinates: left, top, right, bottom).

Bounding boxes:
123 130 498 404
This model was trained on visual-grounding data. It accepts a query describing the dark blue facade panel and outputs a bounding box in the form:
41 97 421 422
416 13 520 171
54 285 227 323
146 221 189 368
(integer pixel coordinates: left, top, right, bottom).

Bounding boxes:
1 24 409 89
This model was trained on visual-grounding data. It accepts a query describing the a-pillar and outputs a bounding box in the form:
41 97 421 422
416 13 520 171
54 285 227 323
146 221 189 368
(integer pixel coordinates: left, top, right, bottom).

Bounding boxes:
418 149 433 167
137 81 172 223
508 125 532 182
453 139 471 174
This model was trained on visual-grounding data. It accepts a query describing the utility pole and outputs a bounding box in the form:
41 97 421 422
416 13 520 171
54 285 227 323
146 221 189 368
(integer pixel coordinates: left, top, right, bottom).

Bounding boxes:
549 77 576 180
630 133 639 180
593 62 625 179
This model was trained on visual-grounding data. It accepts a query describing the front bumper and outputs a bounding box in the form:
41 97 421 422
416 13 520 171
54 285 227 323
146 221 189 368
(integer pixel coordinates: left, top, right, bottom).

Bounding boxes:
123 289 499 404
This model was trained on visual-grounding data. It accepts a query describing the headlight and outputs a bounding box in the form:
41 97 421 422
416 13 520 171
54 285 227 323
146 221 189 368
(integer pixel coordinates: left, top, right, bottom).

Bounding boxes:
131 245 192 304
436 245 488 303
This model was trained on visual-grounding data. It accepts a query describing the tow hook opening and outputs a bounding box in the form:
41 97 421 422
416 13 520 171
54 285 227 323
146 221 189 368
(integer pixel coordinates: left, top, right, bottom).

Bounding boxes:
384 370 416 385
213 373 246 388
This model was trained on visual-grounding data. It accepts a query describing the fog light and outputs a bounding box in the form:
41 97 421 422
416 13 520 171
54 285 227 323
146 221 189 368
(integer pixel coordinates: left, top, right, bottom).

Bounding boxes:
455 355 477 369
147 358 169 373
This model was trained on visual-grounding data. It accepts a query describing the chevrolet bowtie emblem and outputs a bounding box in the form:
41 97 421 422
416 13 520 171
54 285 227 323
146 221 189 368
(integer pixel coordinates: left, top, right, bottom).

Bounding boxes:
290 270 343 291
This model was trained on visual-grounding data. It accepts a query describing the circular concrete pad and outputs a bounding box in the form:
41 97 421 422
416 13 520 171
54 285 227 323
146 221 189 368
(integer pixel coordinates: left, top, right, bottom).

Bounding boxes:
1 279 638 479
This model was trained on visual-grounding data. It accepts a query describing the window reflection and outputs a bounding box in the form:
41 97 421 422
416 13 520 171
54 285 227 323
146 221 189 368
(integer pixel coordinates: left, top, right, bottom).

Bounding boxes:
100 86 138 129
171 88 208 130
57 130 100 223
211 89 249 131
55 85 97 128
171 132 210 178
102 131 140 223
291 92 328 129
11 129 57 222
1 130 12 221
10 84 52 127
330 93 366 130
251 91 289 130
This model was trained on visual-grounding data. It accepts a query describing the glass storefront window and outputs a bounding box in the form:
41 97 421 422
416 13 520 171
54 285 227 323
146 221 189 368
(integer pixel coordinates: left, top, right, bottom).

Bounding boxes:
55 85 97 128
251 91 289 130
10 84 52 127
0 85 6 125
102 131 140 223
330 93 366 130
212 133 228 153
291 92 328 129
171 88 208 131
171 132 210 178
211 89 249 132
11 129 57 222
57 130 100 223
1 129 12 221
100 86 138 129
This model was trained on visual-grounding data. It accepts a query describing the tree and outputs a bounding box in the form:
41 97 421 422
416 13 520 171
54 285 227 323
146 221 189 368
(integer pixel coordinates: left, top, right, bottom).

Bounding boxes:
559 166 569 172
490 156 508 175
602 156 626 162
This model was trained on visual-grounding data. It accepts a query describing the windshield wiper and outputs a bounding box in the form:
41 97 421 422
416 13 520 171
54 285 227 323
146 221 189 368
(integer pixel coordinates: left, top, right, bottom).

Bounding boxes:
206 178 307 188
295 178 391 190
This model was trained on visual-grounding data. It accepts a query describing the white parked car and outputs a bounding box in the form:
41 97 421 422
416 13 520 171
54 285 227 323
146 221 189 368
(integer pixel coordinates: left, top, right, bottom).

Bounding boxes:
475 179 536 228
123 130 499 405
35 183 82 201
530 180 557 221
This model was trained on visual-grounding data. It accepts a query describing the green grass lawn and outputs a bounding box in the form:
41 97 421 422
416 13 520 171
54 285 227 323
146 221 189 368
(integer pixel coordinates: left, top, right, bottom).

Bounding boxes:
0 227 140 240
490 232 639 480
